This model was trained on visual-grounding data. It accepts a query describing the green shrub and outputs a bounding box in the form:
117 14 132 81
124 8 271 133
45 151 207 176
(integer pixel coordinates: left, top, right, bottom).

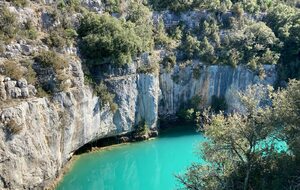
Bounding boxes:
43 31 66 49
104 0 121 13
22 20 38 40
7 0 28 7
36 86 49 98
137 63 159 74
177 95 203 123
154 19 172 48
6 120 22 135
1 60 24 80
127 2 154 53
180 34 201 60
0 6 18 41
34 50 68 70
78 13 145 66
160 54 176 72
211 95 227 112
57 0 81 13
43 27 78 48
135 119 150 136
21 59 37 85
192 66 201 80
95 82 118 112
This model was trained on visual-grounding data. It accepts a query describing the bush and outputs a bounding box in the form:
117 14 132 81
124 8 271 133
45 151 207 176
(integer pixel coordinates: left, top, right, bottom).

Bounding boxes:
95 82 118 112
34 50 68 70
78 13 144 66
127 2 154 53
36 86 49 98
1 60 24 80
160 54 176 72
154 18 172 48
0 6 18 41
7 0 28 7
211 95 227 112
180 34 201 60
43 31 66 49
43 28 77 49
177 95 203 123
21 59 37 84
104 0 121 13
137 63 159 74
135 119 150 136
6 120 22 135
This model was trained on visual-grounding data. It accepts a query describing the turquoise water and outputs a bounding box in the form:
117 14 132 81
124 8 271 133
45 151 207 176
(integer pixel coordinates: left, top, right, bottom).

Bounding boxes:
56 126 205 190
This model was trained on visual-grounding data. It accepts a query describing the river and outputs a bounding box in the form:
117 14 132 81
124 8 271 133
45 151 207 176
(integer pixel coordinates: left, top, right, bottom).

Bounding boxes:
57 125 206 190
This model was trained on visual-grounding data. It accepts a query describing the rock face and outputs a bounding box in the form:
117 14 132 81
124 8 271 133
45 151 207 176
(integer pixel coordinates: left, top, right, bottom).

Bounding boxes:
0 60 160 189
0 76 36 100
0 60 276 189
159 62 276 117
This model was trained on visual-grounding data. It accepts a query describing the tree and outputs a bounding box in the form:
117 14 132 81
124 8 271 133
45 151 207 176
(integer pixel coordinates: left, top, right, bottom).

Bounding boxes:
127 1 154 52
227 22 281 70
199 37 216 63
178 82 300 190
78 13 144 66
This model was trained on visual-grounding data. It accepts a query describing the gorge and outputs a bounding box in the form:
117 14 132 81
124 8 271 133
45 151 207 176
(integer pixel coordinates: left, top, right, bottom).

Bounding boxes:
1 0 299 189
0 60 276 189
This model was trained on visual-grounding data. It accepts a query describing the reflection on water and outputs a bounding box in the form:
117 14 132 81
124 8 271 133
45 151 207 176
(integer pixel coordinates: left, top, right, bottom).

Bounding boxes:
57 126 206 190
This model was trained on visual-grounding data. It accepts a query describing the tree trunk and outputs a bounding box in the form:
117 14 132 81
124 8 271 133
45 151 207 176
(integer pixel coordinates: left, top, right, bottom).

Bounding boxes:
243 167 250 190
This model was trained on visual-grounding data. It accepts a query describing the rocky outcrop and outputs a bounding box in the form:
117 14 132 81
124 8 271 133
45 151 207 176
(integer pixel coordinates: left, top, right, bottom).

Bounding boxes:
0 59 160 189
159 62 276 117
0 76 36 100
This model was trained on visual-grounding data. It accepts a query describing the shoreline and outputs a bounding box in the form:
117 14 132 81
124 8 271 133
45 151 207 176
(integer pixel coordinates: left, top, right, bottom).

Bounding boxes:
48 134 159 189
49 124 196 189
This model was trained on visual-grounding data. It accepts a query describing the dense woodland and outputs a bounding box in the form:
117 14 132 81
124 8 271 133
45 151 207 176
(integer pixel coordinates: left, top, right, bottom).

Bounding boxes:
0 0 300 189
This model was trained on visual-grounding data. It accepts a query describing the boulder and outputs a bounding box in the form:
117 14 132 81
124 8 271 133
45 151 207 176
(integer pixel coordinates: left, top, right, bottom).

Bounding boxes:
28 85 37 97
7 87 22 99
17 78 28 88
20 87 29 98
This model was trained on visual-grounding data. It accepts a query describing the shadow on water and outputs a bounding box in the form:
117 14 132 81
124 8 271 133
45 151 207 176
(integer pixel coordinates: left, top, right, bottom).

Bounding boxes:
159 125 199 138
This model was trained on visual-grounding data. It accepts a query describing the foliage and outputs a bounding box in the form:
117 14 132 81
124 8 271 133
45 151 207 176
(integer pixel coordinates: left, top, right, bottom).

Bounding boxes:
137 63 159 74
180 34 201 60
265 5 300 80
1 60 24 80
225 22 281 70
34 50 68 70
135 119 150 136
6 0 28 8
21 59 37 85
103 0 121 14
178 81 300 190
271 79 300 157
127 1 154 53
34 50 70 93
178 95 203 123
154 18 173 49
210 95 227 113
0 6 18 41
5 120 22 135
43 27 78 49
94 82 118 112
149 0 193 12
78 13 147 66
160 54 176 72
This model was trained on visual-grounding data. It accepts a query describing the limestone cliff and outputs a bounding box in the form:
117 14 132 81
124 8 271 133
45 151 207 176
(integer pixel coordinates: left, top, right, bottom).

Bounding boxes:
0 60 160 189
159 62 276 117
0 58 276 189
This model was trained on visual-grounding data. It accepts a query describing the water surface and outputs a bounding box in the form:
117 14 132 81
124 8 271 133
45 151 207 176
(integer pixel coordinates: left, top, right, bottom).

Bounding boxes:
57 126 205 190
